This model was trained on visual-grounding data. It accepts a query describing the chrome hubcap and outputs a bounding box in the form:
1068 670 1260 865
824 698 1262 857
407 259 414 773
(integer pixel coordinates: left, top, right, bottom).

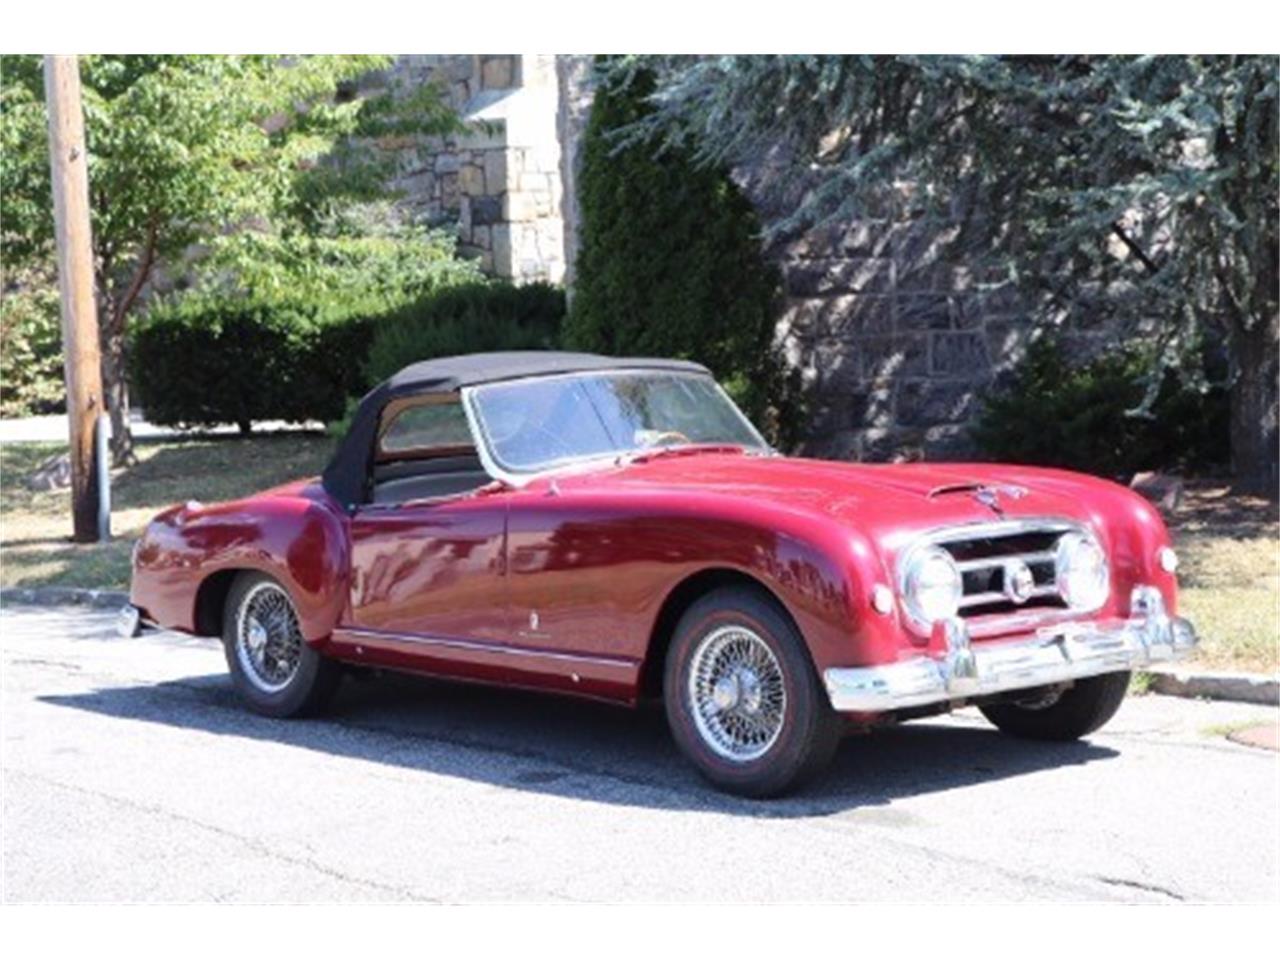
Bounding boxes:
688 625 786 762
235 582 303 694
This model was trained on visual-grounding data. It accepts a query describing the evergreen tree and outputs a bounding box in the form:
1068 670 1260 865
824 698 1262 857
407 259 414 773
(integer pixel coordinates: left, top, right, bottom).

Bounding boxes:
566 64 793 444
624 55 1278 484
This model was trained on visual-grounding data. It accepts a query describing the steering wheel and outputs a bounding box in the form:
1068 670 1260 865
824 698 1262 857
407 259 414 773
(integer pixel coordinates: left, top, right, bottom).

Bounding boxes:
642 430 692 448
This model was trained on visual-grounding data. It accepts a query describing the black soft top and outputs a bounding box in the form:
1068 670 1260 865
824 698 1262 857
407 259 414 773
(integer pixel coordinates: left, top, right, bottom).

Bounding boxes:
321 351 710 508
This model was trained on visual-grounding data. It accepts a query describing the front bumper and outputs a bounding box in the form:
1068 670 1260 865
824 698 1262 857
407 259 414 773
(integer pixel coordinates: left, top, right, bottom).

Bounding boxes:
824 585 1197 713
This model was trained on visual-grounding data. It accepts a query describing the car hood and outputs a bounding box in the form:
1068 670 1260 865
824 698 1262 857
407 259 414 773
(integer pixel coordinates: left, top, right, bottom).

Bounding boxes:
561 452 1117 546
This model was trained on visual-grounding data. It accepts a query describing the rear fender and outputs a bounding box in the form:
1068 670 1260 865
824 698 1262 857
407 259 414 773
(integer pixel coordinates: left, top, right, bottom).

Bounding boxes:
131 491 351 643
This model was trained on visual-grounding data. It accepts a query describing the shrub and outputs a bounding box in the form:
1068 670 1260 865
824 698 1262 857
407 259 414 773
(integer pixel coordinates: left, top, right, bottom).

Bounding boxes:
0 283 65 418
971 336 1230 478
564 64 798 445
133 295 352 431
132 230 484 432
133 279 565 434
362 282 564 385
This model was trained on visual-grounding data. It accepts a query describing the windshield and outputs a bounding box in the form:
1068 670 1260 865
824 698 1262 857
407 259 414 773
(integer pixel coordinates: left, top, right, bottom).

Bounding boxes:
466 371 769 475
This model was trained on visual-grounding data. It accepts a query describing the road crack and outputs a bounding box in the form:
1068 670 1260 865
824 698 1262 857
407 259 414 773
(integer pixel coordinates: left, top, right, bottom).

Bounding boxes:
4 767 439 902
1092 874 1187 902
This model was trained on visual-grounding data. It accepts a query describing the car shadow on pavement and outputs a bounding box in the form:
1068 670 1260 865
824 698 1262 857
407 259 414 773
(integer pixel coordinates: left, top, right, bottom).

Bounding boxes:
41 667 1120 818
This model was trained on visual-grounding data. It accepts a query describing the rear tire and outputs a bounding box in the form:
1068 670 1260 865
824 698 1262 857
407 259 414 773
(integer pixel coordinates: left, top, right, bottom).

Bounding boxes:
663 585 840 798
222 572 341 718
979 671 1131 741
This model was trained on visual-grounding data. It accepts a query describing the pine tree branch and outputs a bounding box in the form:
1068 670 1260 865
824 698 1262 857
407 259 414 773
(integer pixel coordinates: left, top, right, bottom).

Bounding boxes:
1110 222 1161 276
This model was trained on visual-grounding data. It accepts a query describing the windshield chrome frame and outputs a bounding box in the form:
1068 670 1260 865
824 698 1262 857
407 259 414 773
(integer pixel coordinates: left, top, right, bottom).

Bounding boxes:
459 369 771 488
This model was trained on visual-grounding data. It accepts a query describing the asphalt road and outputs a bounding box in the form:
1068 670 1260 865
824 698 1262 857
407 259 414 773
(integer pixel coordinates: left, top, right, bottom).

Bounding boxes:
3 603 1277 903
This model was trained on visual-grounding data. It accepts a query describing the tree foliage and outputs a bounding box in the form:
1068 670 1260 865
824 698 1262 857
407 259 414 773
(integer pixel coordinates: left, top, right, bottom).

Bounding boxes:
0 271 64 418
0 54 459 460
621 55 1278 481
565 64 797 445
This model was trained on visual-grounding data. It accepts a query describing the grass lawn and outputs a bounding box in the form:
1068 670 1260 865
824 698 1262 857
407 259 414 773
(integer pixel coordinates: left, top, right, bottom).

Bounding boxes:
1 437 1276 673
0 435 332 591
1167 483 1278 674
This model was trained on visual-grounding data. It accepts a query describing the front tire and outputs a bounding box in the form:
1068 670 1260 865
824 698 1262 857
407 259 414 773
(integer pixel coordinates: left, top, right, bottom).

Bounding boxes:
979 671 1131 741
222 572 341 718
664 586 840 798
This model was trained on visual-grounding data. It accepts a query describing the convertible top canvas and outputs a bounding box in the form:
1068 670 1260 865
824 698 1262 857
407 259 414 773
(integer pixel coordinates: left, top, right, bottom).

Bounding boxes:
321 351 709 508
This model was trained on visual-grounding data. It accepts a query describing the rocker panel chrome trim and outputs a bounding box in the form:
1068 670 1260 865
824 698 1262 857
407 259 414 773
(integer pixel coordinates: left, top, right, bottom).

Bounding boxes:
331 625 638 669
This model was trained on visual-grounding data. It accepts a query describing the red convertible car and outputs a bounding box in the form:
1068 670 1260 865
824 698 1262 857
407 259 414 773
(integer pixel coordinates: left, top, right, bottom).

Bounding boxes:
124 352 1197 796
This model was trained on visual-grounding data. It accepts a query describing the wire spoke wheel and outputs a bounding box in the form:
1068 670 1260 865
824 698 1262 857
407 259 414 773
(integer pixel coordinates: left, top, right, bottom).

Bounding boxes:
687 625 787 762
235 581 304 694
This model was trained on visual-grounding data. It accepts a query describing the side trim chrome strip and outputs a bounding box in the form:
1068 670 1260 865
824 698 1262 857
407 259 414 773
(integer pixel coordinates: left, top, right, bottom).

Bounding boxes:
332 626 638 670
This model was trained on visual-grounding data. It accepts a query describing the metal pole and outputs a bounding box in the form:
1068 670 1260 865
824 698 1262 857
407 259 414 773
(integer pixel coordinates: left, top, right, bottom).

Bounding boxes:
96 412 111 541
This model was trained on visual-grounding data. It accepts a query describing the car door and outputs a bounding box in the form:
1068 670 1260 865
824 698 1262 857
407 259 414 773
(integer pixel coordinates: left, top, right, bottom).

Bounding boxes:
347 494 508 645
342 396 510 649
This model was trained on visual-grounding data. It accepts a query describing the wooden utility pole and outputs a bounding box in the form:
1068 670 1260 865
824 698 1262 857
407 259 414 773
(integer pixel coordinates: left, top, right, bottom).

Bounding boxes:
44 55 105 543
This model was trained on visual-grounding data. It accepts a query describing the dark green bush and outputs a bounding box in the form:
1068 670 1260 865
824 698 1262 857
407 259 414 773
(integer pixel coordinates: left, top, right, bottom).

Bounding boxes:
132 294 361 431
134 280 565 433
565 63 798 445
132 229 485 432
971 337 1229 478
362 281 564 385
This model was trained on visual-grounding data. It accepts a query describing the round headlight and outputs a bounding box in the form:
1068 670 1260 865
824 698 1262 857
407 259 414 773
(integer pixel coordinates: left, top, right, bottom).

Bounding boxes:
902 546 962 626
1055 531 1110 610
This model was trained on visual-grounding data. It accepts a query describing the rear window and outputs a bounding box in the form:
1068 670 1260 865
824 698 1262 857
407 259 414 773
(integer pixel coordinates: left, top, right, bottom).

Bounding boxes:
380 401 474 456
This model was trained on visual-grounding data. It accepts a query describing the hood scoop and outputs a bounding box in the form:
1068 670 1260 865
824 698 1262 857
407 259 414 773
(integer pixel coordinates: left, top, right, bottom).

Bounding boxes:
927 482 987 499
928 481 1030 515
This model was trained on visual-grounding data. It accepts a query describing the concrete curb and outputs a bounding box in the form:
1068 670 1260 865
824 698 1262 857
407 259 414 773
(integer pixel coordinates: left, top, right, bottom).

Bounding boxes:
1 586 129 610
1141 665 1280 707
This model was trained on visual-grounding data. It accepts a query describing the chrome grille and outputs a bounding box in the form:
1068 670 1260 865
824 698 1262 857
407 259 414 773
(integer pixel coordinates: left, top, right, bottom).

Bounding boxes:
918 519 1084 621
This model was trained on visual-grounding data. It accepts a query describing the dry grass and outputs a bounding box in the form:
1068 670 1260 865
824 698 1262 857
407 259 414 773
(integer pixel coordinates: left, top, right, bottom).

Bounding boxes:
2 438 1276 673
0 435 331 590
1167 483 1279 674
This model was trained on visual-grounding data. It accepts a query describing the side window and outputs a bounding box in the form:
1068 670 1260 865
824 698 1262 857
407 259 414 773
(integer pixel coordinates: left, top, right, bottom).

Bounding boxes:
380 401 473 456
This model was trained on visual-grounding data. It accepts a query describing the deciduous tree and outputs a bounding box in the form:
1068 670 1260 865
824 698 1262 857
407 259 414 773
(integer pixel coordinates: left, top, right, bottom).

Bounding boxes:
1 54 456 462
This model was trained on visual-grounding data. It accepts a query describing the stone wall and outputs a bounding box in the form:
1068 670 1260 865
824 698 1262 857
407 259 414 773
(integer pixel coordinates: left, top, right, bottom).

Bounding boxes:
771 217 1033 462
391 57 1109 464
380 55 565 283
552 59 1044 461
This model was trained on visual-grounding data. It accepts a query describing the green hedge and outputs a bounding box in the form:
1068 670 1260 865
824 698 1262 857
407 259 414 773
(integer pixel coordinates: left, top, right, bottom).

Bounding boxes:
133 281 565 433
132 296 368 431
971 337 1229 478
362 282 564 384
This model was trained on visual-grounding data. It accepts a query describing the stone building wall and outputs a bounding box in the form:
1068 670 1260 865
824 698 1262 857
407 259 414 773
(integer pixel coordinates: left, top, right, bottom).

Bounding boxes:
389 56 1105 462
770 218 1033 462
379 55 565 283
551 57 1046 461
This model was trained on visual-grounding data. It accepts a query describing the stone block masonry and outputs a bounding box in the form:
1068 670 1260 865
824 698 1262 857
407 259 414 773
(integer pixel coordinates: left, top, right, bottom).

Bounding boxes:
378 55 565 283
382 56 1123 462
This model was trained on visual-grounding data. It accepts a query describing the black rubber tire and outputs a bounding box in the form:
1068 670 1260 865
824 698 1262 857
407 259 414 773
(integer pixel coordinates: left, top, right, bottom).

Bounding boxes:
663 585 841 798
979 671 1131 741
221 571 342 718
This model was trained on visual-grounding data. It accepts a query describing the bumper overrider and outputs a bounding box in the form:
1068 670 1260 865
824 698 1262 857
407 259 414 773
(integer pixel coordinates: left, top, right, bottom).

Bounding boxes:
824 585 1197 713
